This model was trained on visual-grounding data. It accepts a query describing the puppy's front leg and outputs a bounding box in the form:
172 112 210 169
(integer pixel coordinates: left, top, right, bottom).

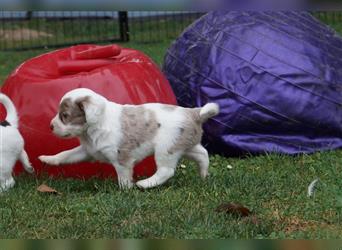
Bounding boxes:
38 146 90 166
114 163 134 189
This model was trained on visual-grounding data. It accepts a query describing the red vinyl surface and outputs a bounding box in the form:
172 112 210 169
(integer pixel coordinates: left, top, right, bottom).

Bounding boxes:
0 44 177 179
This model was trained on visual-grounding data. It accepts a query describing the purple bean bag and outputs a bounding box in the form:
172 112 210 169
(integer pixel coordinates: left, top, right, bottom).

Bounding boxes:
163 11 342 156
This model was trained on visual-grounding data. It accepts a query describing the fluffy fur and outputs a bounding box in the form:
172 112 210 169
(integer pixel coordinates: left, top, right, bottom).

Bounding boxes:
39 88 219 189
0 93 34 192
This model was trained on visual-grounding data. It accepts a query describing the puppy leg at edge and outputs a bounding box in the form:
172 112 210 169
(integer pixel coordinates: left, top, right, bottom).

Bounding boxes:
136 152 181 189
0 176 15 192
184 144 209 179
0 157 16 192
20 150 34 173
38 146 90 166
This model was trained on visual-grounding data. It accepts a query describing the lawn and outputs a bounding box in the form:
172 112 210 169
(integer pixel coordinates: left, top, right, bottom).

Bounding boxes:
0 25 342 239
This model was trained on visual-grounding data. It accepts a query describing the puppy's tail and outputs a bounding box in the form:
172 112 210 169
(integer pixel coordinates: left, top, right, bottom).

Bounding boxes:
199 103 219 123
19 150 34 174
0 93 18 128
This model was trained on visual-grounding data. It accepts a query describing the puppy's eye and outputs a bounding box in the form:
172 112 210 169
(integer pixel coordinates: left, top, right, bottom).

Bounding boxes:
61 112 69 120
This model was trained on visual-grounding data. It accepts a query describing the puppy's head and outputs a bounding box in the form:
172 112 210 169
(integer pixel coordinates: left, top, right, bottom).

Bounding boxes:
50 88 106 138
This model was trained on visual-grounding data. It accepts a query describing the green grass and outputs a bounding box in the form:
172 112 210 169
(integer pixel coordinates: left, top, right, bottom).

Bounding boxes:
0 23 342 239
0 152 342 239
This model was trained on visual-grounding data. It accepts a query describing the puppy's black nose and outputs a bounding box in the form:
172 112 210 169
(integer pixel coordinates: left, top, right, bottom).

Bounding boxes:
50 124 54 131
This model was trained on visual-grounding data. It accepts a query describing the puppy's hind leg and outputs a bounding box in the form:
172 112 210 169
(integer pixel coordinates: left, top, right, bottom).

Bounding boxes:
19 150 34 174
184 144 209 179
136 151 181 189
0 158 16 192
0 176 15 192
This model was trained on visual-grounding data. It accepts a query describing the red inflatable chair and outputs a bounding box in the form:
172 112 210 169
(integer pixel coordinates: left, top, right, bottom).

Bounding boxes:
0 44 177 179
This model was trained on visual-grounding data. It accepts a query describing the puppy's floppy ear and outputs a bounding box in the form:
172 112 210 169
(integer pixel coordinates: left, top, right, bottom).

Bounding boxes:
75 96 89 112
75 95 105 125
76 97 86 112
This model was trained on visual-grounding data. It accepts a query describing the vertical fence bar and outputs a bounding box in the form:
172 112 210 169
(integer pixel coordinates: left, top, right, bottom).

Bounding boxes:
95 11 100 41
44 12 49 48
104 11 109 40
53 11 59 46
129 11 133 41
9 11 14 50
62 11 66 46
0 11 4 50
19 13 24 49
130 11 135 41
164 11 169 39
26 11 32 49
118 11 129 42
139 11 145 42
148 11 152 42
333 11 337 24
172 11 176 38
156 11 161 42
70 11 75 44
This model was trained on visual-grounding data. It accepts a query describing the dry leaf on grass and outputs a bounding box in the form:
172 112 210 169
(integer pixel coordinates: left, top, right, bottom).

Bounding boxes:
215 202 252 217
215 202 260 225
37 184 62 195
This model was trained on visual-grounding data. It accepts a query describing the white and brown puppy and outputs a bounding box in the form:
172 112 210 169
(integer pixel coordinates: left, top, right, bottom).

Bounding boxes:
0 93 34 192
39 88 219 189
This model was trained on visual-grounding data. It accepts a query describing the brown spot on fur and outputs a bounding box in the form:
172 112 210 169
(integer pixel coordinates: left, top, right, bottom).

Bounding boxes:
168 108 203 154
118 106 159 165
59 97 87 125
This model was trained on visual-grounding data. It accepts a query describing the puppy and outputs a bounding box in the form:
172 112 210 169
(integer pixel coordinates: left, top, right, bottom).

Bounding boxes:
39 88 219 189
0 93 34 192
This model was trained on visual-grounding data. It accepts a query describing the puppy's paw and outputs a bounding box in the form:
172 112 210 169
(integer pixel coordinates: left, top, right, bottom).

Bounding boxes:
136 179 154 189
200 169 209 179
118 179 134 189
26 166 35 174
0 178 15 192
38 155 60 166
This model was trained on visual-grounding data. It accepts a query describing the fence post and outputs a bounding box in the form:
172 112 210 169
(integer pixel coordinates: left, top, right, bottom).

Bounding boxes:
26 11 33 20
118 11 129 42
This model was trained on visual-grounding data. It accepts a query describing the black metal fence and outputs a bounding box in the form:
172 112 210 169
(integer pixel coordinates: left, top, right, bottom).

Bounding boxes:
0 11 341 51
0 11 204 51
128 11 204 43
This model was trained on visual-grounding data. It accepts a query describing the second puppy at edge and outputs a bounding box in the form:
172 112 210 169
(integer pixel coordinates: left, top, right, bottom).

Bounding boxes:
39 88 219 189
